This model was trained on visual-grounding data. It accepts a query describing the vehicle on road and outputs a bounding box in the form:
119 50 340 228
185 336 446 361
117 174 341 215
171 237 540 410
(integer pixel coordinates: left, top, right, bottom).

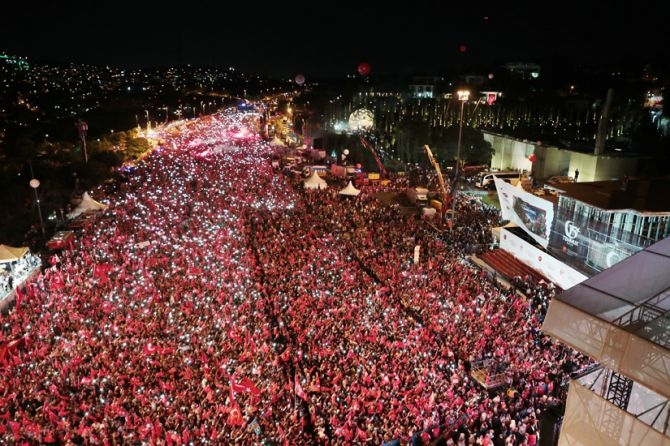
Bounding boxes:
476 171 522 190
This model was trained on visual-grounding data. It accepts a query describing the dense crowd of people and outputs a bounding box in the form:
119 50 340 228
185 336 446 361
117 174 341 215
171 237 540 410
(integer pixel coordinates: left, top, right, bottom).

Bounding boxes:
0 109 591 445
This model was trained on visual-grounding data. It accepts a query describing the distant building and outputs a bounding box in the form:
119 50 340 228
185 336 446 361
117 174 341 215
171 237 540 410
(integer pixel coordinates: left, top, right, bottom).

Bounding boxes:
492 176 670 289
482 131 641 182
408 75 442 98
463 74 487 87
408 83 435 99
547 178 670 276
503 62 541 80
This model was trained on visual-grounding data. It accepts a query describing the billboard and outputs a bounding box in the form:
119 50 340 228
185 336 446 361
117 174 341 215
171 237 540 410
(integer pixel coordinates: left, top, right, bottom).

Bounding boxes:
495 177 554 248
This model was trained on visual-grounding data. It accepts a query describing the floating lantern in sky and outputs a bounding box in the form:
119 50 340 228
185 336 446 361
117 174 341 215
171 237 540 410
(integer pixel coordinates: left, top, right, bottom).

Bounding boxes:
458 44 467 53
295 74 305 86
357 61 371 77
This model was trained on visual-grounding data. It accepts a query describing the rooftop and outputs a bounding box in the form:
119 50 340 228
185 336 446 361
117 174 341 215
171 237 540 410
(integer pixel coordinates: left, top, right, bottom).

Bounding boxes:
550 177 670 213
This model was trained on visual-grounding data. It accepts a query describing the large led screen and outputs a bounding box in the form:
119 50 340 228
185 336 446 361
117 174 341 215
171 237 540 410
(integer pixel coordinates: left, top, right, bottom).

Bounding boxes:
495 177 554 248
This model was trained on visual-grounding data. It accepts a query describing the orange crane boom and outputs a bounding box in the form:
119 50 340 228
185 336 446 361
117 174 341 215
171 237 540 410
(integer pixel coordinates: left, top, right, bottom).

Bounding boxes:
423 145 450 211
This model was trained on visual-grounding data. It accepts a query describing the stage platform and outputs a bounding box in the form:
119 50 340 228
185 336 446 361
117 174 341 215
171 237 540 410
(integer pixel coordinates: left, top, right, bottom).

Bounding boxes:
470 360 509 390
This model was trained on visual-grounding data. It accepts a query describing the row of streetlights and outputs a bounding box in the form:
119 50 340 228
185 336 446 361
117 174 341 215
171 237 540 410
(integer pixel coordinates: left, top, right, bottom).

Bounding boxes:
31 94 466 239
142 101 217 128
34 100 221 241
32 99 223 242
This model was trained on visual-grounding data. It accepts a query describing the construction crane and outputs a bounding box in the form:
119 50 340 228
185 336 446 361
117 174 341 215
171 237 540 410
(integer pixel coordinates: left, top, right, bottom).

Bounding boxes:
423 145 450 213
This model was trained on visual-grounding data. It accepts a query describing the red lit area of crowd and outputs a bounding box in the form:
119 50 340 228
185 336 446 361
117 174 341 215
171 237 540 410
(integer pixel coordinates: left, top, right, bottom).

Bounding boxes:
0 109 590 445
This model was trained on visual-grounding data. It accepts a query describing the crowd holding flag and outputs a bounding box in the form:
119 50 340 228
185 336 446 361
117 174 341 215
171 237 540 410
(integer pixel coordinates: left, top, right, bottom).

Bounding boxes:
0 108 588 444
295 373 309 402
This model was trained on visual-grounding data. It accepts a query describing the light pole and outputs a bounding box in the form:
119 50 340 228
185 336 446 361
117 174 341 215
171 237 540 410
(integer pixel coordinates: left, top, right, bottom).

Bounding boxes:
451 89 470 230
76 119 88 163
29 178 46 238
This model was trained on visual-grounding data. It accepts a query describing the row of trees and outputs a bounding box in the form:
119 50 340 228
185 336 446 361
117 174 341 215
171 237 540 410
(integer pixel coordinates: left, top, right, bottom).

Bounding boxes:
314 122 494 175
0 126 152 247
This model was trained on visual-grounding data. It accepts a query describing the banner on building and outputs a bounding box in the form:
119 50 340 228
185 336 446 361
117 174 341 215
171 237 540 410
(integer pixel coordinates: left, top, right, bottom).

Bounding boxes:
495 177 554 248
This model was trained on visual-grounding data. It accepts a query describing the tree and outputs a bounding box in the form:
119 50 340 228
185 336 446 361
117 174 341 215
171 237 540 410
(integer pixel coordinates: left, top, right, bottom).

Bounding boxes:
125 137 151 161
424 125 492 167
86 138 114 156
458 127 495 166
1 129 40 165
108 131 129 149
394 119 431 164
92 150 124 168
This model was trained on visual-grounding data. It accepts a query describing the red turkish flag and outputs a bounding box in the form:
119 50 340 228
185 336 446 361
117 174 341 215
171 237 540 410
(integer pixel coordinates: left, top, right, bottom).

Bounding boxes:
228 401 244 426
295 374 309 401
230 377 261 396
228 387 244 426
51 272 64 289
143 342 158 356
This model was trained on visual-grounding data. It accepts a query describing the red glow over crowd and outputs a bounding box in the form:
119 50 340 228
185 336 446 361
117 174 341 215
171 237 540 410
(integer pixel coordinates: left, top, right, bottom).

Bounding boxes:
0 109 590 445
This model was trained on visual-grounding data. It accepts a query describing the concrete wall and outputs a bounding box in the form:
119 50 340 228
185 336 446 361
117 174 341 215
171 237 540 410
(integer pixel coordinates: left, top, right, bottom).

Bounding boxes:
485 132 535 172
535 145 572 179
593 155 637 181
483 131 639 182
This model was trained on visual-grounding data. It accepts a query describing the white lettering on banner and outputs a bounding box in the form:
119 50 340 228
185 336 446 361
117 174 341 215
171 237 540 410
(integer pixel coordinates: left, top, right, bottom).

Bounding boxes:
562 220 580 247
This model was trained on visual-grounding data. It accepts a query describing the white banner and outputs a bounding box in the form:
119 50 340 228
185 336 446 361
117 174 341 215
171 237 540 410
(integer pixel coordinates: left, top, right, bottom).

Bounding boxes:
495 177 554 248
499 226 588 290
413 245 421 264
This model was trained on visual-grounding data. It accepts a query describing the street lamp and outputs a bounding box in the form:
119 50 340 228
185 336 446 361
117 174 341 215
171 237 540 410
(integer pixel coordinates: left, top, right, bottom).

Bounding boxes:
29 178 46 238
76 120 88 163
451 89 470 229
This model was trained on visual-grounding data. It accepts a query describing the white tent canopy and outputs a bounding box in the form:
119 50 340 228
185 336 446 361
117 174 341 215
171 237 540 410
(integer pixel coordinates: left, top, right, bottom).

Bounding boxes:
270 136 286 147
0 244 29 264
67 192 109 219
338 181 360 197
421 207 437 218
303 170 328 190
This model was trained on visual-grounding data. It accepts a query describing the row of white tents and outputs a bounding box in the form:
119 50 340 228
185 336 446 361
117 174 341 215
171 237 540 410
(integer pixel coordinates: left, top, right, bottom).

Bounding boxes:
1 193 109 265
303 171 360 196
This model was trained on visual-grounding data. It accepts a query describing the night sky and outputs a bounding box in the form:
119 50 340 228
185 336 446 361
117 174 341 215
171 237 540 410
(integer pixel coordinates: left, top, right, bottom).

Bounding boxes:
2 1 668 78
